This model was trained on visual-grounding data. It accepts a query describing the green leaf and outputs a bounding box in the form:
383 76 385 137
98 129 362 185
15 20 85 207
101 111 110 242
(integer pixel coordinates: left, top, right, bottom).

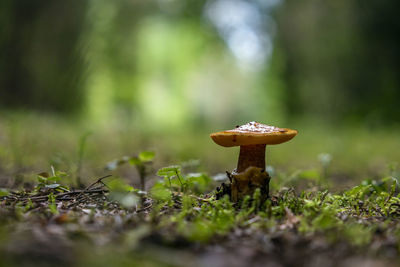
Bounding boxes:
37 175 47 183
157 165 181 178
129 157 141 166
47 176 61 183
0 188 9 197
105 156 130 170
108 192 139 209
45 183 61 189
48 193 58 215
38 172 50 178
311 208 338 230
185 173 212 193
57 185 70 192
55 171 68 177
106 178 134 192
150 182 172 201
138 151 155 162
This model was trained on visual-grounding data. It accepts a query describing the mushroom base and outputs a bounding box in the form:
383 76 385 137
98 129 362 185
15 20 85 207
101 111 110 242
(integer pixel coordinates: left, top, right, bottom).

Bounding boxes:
237 144 266 173
230 166 270 202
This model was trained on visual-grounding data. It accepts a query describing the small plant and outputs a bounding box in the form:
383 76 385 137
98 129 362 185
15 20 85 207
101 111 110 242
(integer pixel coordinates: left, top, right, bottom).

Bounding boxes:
106 151 155 191
105 178 140 209
152 165 212 198
48 193 58 215
3 153 400 266
157 165 185 192
36 166 70 193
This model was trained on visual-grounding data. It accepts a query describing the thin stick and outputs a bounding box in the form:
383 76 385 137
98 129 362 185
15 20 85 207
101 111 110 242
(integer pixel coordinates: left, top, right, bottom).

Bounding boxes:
136 203 153 213
75 174 112 199
66 175 112 207
12 189 108 202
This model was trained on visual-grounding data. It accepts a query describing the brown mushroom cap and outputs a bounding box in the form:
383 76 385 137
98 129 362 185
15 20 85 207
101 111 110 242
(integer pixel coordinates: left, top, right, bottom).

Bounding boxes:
210 121 298 147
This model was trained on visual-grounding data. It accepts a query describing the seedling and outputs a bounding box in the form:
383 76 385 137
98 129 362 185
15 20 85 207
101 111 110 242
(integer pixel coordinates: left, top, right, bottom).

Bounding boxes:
36 167 70 193
106 151 155 191
152 165 212 200
157 165 185 192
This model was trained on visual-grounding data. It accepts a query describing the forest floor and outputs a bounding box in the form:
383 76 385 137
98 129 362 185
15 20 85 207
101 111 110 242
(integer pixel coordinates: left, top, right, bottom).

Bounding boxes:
1 169 400 267
1 114 400 267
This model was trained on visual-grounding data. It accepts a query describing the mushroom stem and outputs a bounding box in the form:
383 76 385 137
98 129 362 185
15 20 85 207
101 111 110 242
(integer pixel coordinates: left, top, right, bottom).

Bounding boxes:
236 144 266 173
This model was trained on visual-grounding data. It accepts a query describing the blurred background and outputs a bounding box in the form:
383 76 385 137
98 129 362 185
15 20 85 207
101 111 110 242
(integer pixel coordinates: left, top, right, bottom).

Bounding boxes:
0 0 399 189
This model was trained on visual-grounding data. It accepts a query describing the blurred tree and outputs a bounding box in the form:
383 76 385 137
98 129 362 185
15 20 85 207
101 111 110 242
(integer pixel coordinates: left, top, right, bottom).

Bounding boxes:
274 0 400 125
84 0 194 123
0 0 87 114
0 0 284 128
351 0 400 124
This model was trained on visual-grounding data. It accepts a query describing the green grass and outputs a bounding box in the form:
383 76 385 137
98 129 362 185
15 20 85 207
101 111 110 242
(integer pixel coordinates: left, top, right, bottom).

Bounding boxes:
1 112 399 185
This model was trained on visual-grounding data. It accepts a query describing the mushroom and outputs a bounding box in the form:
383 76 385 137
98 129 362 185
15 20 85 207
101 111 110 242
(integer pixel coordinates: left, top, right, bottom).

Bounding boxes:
210 121 298 201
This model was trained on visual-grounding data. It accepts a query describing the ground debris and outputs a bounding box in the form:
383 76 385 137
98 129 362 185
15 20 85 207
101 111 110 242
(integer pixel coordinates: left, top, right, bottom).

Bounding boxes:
1 174 400 267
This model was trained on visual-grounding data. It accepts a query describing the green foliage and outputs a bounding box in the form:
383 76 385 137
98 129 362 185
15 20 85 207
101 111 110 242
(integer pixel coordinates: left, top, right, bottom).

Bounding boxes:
106 151 155 191
343 223 374 246
157 165 184 192
48 193 58 215
3 157 400 264
147 162 400 246
185 173 212 194
137 151 155 163
106 151 155 171
35 168 70 193
156 165 182 179
105 178 139 209
154 165 212 197
150 182 172 202
172 195 235 243
0 189 9 197
106 178 134 193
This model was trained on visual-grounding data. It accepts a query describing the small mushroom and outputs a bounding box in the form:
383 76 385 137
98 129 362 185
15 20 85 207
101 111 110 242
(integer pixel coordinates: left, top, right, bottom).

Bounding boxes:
210 121 298 201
